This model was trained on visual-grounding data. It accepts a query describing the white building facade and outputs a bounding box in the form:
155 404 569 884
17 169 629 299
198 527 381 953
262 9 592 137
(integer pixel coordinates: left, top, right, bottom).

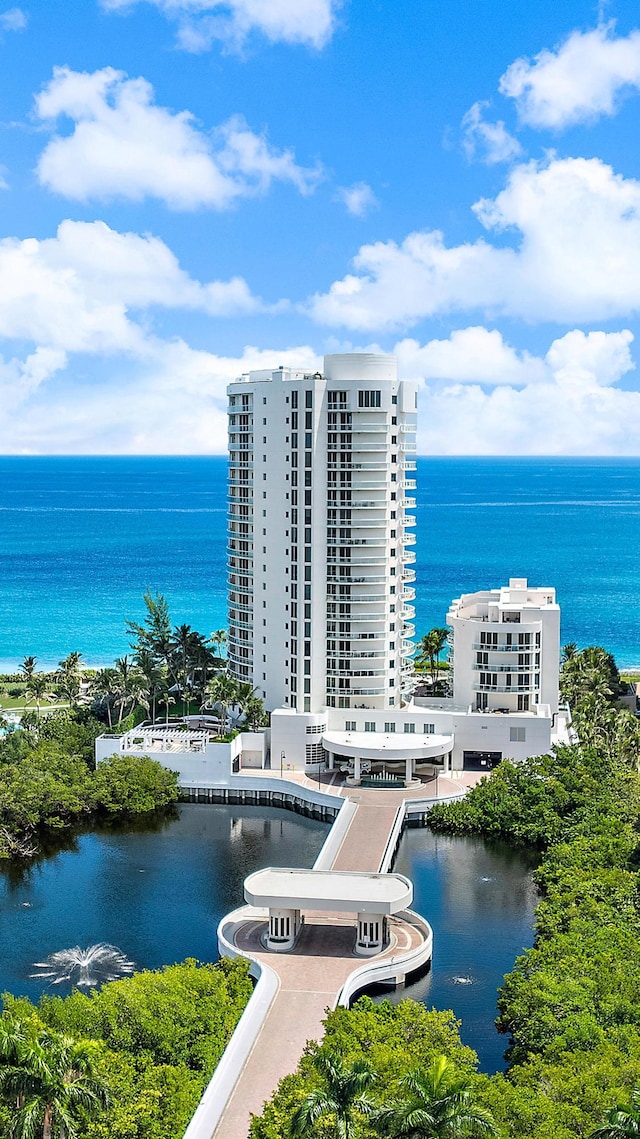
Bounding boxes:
448 579 560 716
228 353 569 779
228 352 418 716
96 356 569 785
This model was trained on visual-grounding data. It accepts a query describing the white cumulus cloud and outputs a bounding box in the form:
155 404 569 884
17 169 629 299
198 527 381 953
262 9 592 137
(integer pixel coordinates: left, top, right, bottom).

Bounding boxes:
101 0 339 52
0 218 260 356
0 7 26 32
461 102 522 164
500 22 640 129
336 182 379 217
0 341 322 454
411 328 639 455
395 328 547 386
35 67 322 210
308 156 640 330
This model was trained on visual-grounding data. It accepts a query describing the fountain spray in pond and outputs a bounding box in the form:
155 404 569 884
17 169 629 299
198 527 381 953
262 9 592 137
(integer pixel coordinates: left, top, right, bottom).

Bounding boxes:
31 944 135 987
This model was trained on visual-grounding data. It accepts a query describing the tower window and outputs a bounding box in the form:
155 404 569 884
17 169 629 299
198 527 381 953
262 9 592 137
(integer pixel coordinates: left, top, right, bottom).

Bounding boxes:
358 390 381 408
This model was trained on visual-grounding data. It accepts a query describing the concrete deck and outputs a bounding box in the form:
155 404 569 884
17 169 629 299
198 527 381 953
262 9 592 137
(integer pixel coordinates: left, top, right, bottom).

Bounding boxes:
210 775 462 1139
214 910 423 1139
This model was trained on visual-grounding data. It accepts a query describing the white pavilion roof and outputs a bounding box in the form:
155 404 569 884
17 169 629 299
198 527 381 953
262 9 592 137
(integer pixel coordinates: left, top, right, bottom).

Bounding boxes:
244 867 413 914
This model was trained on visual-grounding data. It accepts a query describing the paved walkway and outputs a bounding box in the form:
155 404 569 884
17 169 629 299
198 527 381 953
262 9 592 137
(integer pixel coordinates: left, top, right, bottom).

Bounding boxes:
211 774 467 1139
213 911 422 1139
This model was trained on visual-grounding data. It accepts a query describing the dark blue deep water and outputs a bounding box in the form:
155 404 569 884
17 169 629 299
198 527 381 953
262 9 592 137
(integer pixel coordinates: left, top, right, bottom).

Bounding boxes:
0 805 327 1002
0 455 638 669
0 805 537 1073
383 828 539 1073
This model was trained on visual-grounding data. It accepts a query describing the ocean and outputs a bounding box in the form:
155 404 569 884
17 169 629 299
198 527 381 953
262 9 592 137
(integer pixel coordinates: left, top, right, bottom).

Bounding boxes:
0 455 638 671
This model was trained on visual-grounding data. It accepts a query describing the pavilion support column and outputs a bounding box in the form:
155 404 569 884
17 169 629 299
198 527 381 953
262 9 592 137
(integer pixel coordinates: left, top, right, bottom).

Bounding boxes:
327 752 334 771
266 908 300 952
354 755 361 783
405 756 413 785
355 912 384 956
443 751 450 774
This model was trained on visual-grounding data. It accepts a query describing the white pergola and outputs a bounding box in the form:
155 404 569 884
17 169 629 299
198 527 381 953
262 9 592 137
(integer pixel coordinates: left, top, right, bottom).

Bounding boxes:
244 866 413 955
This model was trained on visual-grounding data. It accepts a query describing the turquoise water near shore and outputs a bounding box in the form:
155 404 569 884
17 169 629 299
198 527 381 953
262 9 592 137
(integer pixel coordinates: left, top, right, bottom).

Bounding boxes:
0 455 638 669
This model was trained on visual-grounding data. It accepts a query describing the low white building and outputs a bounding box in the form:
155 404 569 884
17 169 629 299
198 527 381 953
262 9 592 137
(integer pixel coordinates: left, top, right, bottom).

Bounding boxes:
95 721 268 787
269 577 570 778
448 577 560 716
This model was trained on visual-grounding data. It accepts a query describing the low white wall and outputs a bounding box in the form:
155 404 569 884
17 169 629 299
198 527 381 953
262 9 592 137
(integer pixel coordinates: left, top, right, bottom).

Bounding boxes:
336 908 433 1007
182 907 279 1139
312 797 357 870
95 730 270 784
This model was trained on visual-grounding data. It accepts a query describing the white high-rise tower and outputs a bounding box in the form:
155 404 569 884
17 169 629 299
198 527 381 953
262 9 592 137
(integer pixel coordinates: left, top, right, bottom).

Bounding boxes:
227 353 418 716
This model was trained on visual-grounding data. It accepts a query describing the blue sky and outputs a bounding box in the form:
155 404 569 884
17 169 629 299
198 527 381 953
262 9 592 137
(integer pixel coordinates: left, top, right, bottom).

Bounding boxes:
2 0 640 453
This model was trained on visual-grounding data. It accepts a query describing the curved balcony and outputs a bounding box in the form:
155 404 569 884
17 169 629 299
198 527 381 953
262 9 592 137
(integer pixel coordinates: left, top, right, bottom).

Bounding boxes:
326 668 387 678
327 685 387 696
328 610 388 622
348 480 394 490
402 587 416 602
401 515 416 527
471 642 536 653
350 499 387 508
329 442 388 453
228 634 253 649
402 570 417 585
324 650 385 660
327 556 388 566
228 581 253 595
402 605 416 620
401 550 417 563
328 460 389 471
402 622 415 637
473 682 539 693
227 528 253 539
404 497 416 508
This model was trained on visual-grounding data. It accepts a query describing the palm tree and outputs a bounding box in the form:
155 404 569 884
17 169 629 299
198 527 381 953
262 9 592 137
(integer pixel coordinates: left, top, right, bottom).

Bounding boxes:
91 668 119 729
188 632 217 704
111 657 148 727
244 696 268 731
373 1055 496 1139
170 623 197 715
210 629 227 661
0 1019 110 1139
203 673 239 733
20 656 37 684
161 688 176 726
134 649 165 724
561 642 578 664
58 652 83 677
290 1051 377 1139
24 675 49 719
589 1087 640 1137
417 629 449 683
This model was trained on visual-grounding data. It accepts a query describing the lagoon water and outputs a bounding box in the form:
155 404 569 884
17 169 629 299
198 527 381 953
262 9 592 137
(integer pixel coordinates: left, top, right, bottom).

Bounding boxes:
0 455 639 670
0 804 537 1073
380 827 539 1073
